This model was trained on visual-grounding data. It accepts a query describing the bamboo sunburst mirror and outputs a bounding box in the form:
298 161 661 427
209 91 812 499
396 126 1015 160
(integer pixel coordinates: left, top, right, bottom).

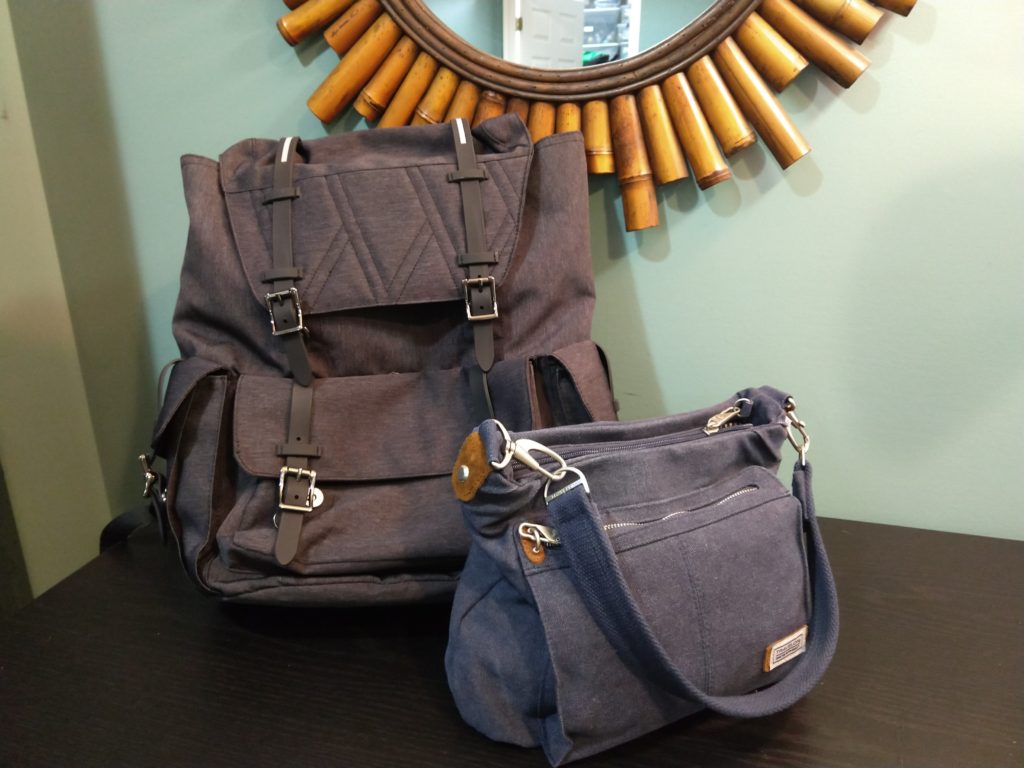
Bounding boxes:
275 0 918 231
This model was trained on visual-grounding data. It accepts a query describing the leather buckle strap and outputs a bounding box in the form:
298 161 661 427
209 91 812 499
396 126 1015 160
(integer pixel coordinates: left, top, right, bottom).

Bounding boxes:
265 287 306 336
278 466 318 512
449 118 497 418
463 276 499 321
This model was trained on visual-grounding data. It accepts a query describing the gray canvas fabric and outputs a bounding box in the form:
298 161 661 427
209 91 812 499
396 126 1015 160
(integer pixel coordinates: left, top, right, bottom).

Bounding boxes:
446 387 838 764
152 115 617 604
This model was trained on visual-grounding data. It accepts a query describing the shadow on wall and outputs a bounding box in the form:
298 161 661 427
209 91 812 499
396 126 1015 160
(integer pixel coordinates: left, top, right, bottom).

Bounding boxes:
588 175 666 419
9 1 154 518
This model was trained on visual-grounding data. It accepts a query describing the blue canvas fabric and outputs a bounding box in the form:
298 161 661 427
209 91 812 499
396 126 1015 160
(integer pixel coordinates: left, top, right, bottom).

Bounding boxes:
446 386 839 764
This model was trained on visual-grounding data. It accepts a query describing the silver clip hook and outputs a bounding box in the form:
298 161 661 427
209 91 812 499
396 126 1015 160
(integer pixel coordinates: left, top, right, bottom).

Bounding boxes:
784 398 810 466
489 421 570 482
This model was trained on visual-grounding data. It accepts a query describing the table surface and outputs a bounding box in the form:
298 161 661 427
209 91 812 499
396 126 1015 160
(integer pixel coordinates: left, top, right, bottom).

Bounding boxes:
1 518 1021 768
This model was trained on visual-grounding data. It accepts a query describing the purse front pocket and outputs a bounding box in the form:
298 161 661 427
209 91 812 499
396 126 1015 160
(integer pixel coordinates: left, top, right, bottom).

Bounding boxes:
518 467 811 763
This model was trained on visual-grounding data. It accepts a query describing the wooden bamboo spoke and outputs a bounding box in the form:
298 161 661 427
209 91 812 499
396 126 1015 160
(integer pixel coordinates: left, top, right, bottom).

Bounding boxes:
324 0 384 56
736 12 809 92
759 0 870 88
792 0 882 44
527 102 556 143
472 91 506 128
687 56 757 156
279 0 356 46
555 103 582 134
377 51 438 128
445 80 481 123
412 67 459 125
610 95 658 231
505 98 530 123
355 36 419 121
661 72 732 190
308 14 402 123
637 85 688 185
582 101 615 175
713 36 810 169
872 0 916 17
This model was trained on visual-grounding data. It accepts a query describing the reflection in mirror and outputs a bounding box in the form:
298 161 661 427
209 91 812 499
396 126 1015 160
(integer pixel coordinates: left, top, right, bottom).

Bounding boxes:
426 0 716 69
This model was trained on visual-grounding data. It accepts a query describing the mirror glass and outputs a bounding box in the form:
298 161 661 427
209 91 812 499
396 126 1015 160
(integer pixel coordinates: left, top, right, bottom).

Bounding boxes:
426 0 716 68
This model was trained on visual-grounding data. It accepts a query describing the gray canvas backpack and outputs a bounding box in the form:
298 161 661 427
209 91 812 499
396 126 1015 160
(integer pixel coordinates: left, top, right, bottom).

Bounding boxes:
144 115 617 605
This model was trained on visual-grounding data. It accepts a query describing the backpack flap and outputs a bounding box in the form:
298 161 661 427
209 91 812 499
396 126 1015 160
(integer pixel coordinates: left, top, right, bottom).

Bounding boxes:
219 115 533 316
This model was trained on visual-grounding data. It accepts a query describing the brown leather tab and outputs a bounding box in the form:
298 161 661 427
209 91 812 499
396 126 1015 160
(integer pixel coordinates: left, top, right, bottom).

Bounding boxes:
520 534 546 565
451 431 492 502
274 509 304 565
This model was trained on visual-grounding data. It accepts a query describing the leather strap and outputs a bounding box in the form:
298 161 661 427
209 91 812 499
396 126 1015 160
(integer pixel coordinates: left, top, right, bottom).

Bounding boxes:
545 462 839 718
274 381 319 565
449 118 496 420
265 136 313 386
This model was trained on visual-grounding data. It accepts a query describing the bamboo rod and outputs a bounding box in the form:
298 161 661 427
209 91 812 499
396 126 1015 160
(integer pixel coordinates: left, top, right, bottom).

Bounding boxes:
278 0 356 46
445 80 481 122
735 12 809 92
283 0 307 9
713 37 810 169
872 0 916 16
527 102 557 142
555 103 582 134
610 95 658 231
686 56 756 156
506 97 531 123
355 35 418 121
759 0 870 88
324 0 383 56
378 51 438 128
637 85 688 185
412 67 459 125
308 14 402 123
792 0 882 44
582 100 615 174
472 91 507 127
661 72 732 190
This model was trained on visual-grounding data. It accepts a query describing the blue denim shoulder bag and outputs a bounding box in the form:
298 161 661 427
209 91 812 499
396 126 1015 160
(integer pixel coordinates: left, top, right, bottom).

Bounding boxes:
445 386 839 765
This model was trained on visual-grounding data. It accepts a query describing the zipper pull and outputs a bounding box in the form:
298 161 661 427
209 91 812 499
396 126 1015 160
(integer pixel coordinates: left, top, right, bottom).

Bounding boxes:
703 398 752 435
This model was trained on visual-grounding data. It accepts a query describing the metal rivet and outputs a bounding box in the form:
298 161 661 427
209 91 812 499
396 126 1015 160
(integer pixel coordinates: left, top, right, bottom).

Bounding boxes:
457 465 470 483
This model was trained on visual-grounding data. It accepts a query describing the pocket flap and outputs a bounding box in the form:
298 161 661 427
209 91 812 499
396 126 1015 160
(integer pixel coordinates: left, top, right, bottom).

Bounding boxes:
233 369 481 482
218 115 533 315
152 357 226 447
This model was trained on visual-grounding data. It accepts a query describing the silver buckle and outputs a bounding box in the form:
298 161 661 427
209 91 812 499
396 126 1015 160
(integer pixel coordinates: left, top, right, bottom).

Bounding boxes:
462 276 498 321
278 466 317 512
265 287 305 336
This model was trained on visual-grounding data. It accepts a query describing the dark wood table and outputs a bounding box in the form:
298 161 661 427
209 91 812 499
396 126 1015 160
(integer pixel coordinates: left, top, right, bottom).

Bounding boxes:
1 519 1021 767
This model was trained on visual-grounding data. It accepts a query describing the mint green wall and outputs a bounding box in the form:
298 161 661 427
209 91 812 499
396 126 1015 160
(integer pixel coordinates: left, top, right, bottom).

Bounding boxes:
8 1 1024 556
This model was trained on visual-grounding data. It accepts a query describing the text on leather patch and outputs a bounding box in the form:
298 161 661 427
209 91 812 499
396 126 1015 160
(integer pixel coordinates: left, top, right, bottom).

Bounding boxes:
763 625 808 672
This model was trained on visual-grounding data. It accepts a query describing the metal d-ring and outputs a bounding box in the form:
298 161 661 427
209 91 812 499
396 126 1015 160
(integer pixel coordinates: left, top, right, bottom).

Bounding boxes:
544 467 590 505
489 420 515 470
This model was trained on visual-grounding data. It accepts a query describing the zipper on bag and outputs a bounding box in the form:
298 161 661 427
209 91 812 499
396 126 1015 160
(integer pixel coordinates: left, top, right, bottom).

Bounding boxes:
509 400 753 481
518 484 761 552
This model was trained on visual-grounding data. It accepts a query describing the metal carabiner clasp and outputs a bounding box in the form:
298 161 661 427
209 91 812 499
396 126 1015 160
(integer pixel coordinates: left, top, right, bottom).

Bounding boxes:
509 439 569 482
489 421 570 482
784 398 810 466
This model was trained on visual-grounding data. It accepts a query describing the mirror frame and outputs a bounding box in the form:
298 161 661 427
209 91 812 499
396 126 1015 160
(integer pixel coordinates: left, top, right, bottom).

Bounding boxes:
383 0 761 100
280 0 919 230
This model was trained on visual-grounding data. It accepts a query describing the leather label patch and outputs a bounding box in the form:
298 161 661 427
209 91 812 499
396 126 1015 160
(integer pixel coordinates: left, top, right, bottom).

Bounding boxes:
452 431 492 502
763 625 808 672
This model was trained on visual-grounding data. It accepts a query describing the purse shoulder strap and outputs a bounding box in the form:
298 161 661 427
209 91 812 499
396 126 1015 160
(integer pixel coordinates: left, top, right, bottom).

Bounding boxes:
545 462 840 718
